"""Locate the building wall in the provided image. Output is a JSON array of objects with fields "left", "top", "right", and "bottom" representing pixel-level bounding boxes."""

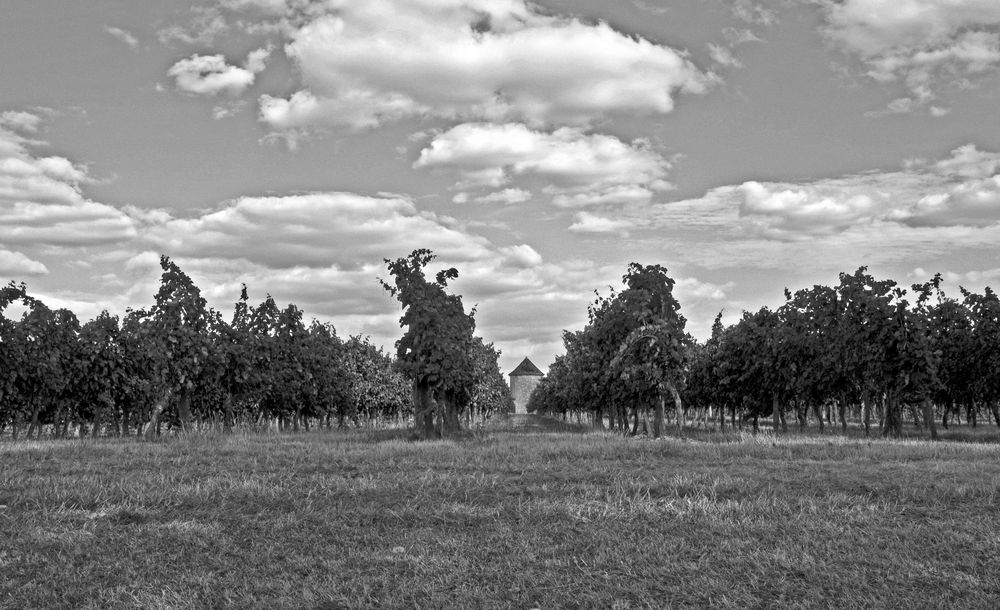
[{"left": 509, "top": 374, "right": 542, "bottom": 414}]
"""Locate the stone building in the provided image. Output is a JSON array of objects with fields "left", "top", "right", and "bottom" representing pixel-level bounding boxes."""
[{"left": 508, "top": 357, "right": 543, "bottom": 414}]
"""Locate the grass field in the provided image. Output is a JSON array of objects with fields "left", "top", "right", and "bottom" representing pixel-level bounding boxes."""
[{"left": 2, "top": 419, "right": 1000, "bottom": 608}]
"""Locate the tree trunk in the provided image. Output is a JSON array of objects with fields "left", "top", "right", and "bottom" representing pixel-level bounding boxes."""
[
  {"left": 665, "top": 381, "right": 683, "bottom": 437},
  {"left": 862, "top": 391, "right": 871, "bottom": 437},
  {"left": 989, "top": 401, "right": 1000, "bottom": 428},
  {"left": 923, "top": 399, "right": 937, "bottom": 440},
  {"left": 412, "top": 381, "right": 435, "bottom": 439},
  {"left": 882, "top": 391, "right": 903, "bottom": 438},
  {"left": 653, "top": 396, "right": 664, "bottom": 439},
  {"left": 813, "top": 403, "right": 825, "bottom": 432},
  {"left": 838, "top": 398, "right": 847, "bottom": 433},
  {"left": 143, "top": 391, "right": 172, "bottom": 440},
  {"left": 442, "top": 394, "right": 461, "bottom": 434},
  {"left": 942, "top": 400, "right": 950, "bottom": 429},
  {"left": 27, "top": 400, "right": 41, "bottom": 439},
  {"left": 771, "top": 395, "right": 781, "bottom": 433},
  {"left": 176, "top": 387, "right": 193, "bottom": 433},
  {"left": 122, "top": 408, "right": 132, "bottom": 438},
  {"left": 968, "top": 400, "right": 977, "bottom": 428},
  {"left": 92, "top": 406, "right": 102, "bottom": 438}
]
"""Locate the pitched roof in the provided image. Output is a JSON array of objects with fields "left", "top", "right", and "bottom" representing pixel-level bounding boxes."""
[{"left": 509, "top": 357, "right": 544, "bottom": 377}]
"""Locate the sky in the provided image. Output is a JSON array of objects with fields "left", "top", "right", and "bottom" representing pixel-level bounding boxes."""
[{"left": 1, "top": 0, "right": 999, "bottom": 375}]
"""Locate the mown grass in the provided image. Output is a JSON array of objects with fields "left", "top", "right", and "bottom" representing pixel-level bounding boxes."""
[{"left": 2, "top": 423, "right": 999, "bottom": 609}]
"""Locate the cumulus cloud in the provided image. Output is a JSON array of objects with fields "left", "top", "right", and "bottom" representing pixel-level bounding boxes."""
[
  {"left": 499, "top": 244, "right": 543, "bottom": 268},
  {"left": 674, "top": 277, "right": 733, "bottom": 301},
  {"left": 0, "top": 249, "right": 48, "bottom": 277},
  {"left": 454, "top": 188, "right": 531, "bottom": 205},
  {"left": 820, "top": 0, "right": 1000, "bottom": 110},
  {"left": 640, "top": 144, "right": 1000, "bottom": 241},
  {"left": 415, "top": 123, "right": 672, "bottom": 207},
  {"left": 0, "top": 110, "right": 45, "bottom": 134},
  {"left": 254, "top": 0, "right": 713, "bottom": 132},
  {"left": 568, "top": 211, "right": 634, "bottom": 236},
  {"left": 168, "top": 48, "right": 269, "bottom": 97},
  {"left": 145, "top": 192, "right": 498, "bottom": 269},
  {"left": 0, "top": 119, "right": 138, "bottom": 248}
]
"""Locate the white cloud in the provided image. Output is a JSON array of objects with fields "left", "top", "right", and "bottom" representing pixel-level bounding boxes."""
[
  {"left": 144, "top": 193, "right": 499, "bottom": 269},
  {"left": 0, "top": 123, "right": 138, "bottom": 248},
  {"left": 168, "top": 49, "right": 269, "bottom": 97},
  {"left": 568, "top": 211, "right": 633, "bottom": 236},
  {"left": 220, "top": 0, "right": 288, "bottom": 15},
  {"left": 550, "top": 185, "right": 658, "bottom": 208},
  {"left": 654, "top": 145, "right": 1000, "bottom": 239},
  {"left": 620, "top": 144, "right": 1000, "bottom": 278},
  {"left": 820, "top": 0, "right": 1000, "bottom": 107},
  {"left": 105, "top": 26, "right": 139, "bottom": 49},
  {"left": 0, "top": 110, "right": 44, "bottom": 133},
  {"left": 255, "top": 0, "right": 713, "bottom": 131},
  {"left": 244, "top": 46, "right": 271, "bottom": 73},
  {"left": 455, "top": 188, "right": 532, "bottom": 205},
  {"left": 674, "top": 277, "right": 732, "bottom": 301},
  {"left": 415, "top": 123, "right": 672, "bottom": 207},
  {"left": 932, "top": 143, "right": 1000, "bottom": 178},
  {"left": 499, "top": 244, "right": 543, "bottom": 268},
  {"left": 0, "top": 249, "right": 48, "bottom": 277}
]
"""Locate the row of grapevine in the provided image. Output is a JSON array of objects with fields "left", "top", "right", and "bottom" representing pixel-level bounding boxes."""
[
  {"left": 0, "top": 253, "right": 513, "bottom": 440},
  {"left": 531, "top": 265, "right": 1000, "bottom": 438}
]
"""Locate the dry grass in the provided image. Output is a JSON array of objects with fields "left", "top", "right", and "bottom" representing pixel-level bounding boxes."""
[{"left": 2, "top": 424, "right": 999, "bottom": 608}]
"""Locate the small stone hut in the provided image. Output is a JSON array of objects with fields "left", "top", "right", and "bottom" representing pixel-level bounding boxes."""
[{"left": 508, "top": 357, "right": 544, "bottom": 414}]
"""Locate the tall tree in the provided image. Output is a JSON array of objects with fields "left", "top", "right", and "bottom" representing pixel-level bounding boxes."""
[
  {"left": 609, "top": 263, "right": 691, "bottom": 437},
  {"left": 381, "top": 249, "right": 478, "bottom": 438}
]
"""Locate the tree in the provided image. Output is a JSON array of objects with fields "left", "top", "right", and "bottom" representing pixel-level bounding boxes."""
[
  {"left": 381, "top": 249, "right": 479, "bottom": 438},
  {"left": 342, "top": 335, "right": 411, "bottom": 426},
  {"left": 136, "top": 256, "right": 213, "bottom": 437},
  {"left": 77, "top": 311, "right": 126, "bottom": 436},
  {"left": 9, "top": 294, "right": 80, "bottom": 439},
  {"left": 606, "top": 264, "right": 691, "bottom": 437},
  {"left": 467, "top": 338, "right": 514, "bottom": 422}
]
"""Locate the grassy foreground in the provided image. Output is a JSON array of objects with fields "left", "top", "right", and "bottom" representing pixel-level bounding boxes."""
[{"left": 2, "top": 422, "right": 1000, "bottom": 608}]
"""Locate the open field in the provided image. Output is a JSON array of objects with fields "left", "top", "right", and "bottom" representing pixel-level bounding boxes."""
[{"left": 2, "top": 420, "right": 1000, "bottom": 608}]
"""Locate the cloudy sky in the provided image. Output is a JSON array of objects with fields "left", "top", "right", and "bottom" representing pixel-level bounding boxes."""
[{"left": 2, "top": 0, "right": 1000, "bottom": 373}]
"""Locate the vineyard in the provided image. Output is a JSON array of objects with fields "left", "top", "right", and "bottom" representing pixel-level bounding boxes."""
[
  {"left": 530, "top": 265, "right": 1000, "bottom": 440},
  {"left": 4, "top": 252, "right": 1000, "bottom": 442},
  {"left": 0, "top": 251, "right": 512, "bottom": 441},
  {"left": 4, "top": 253, "right": 1000, "bottom": 606}
]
